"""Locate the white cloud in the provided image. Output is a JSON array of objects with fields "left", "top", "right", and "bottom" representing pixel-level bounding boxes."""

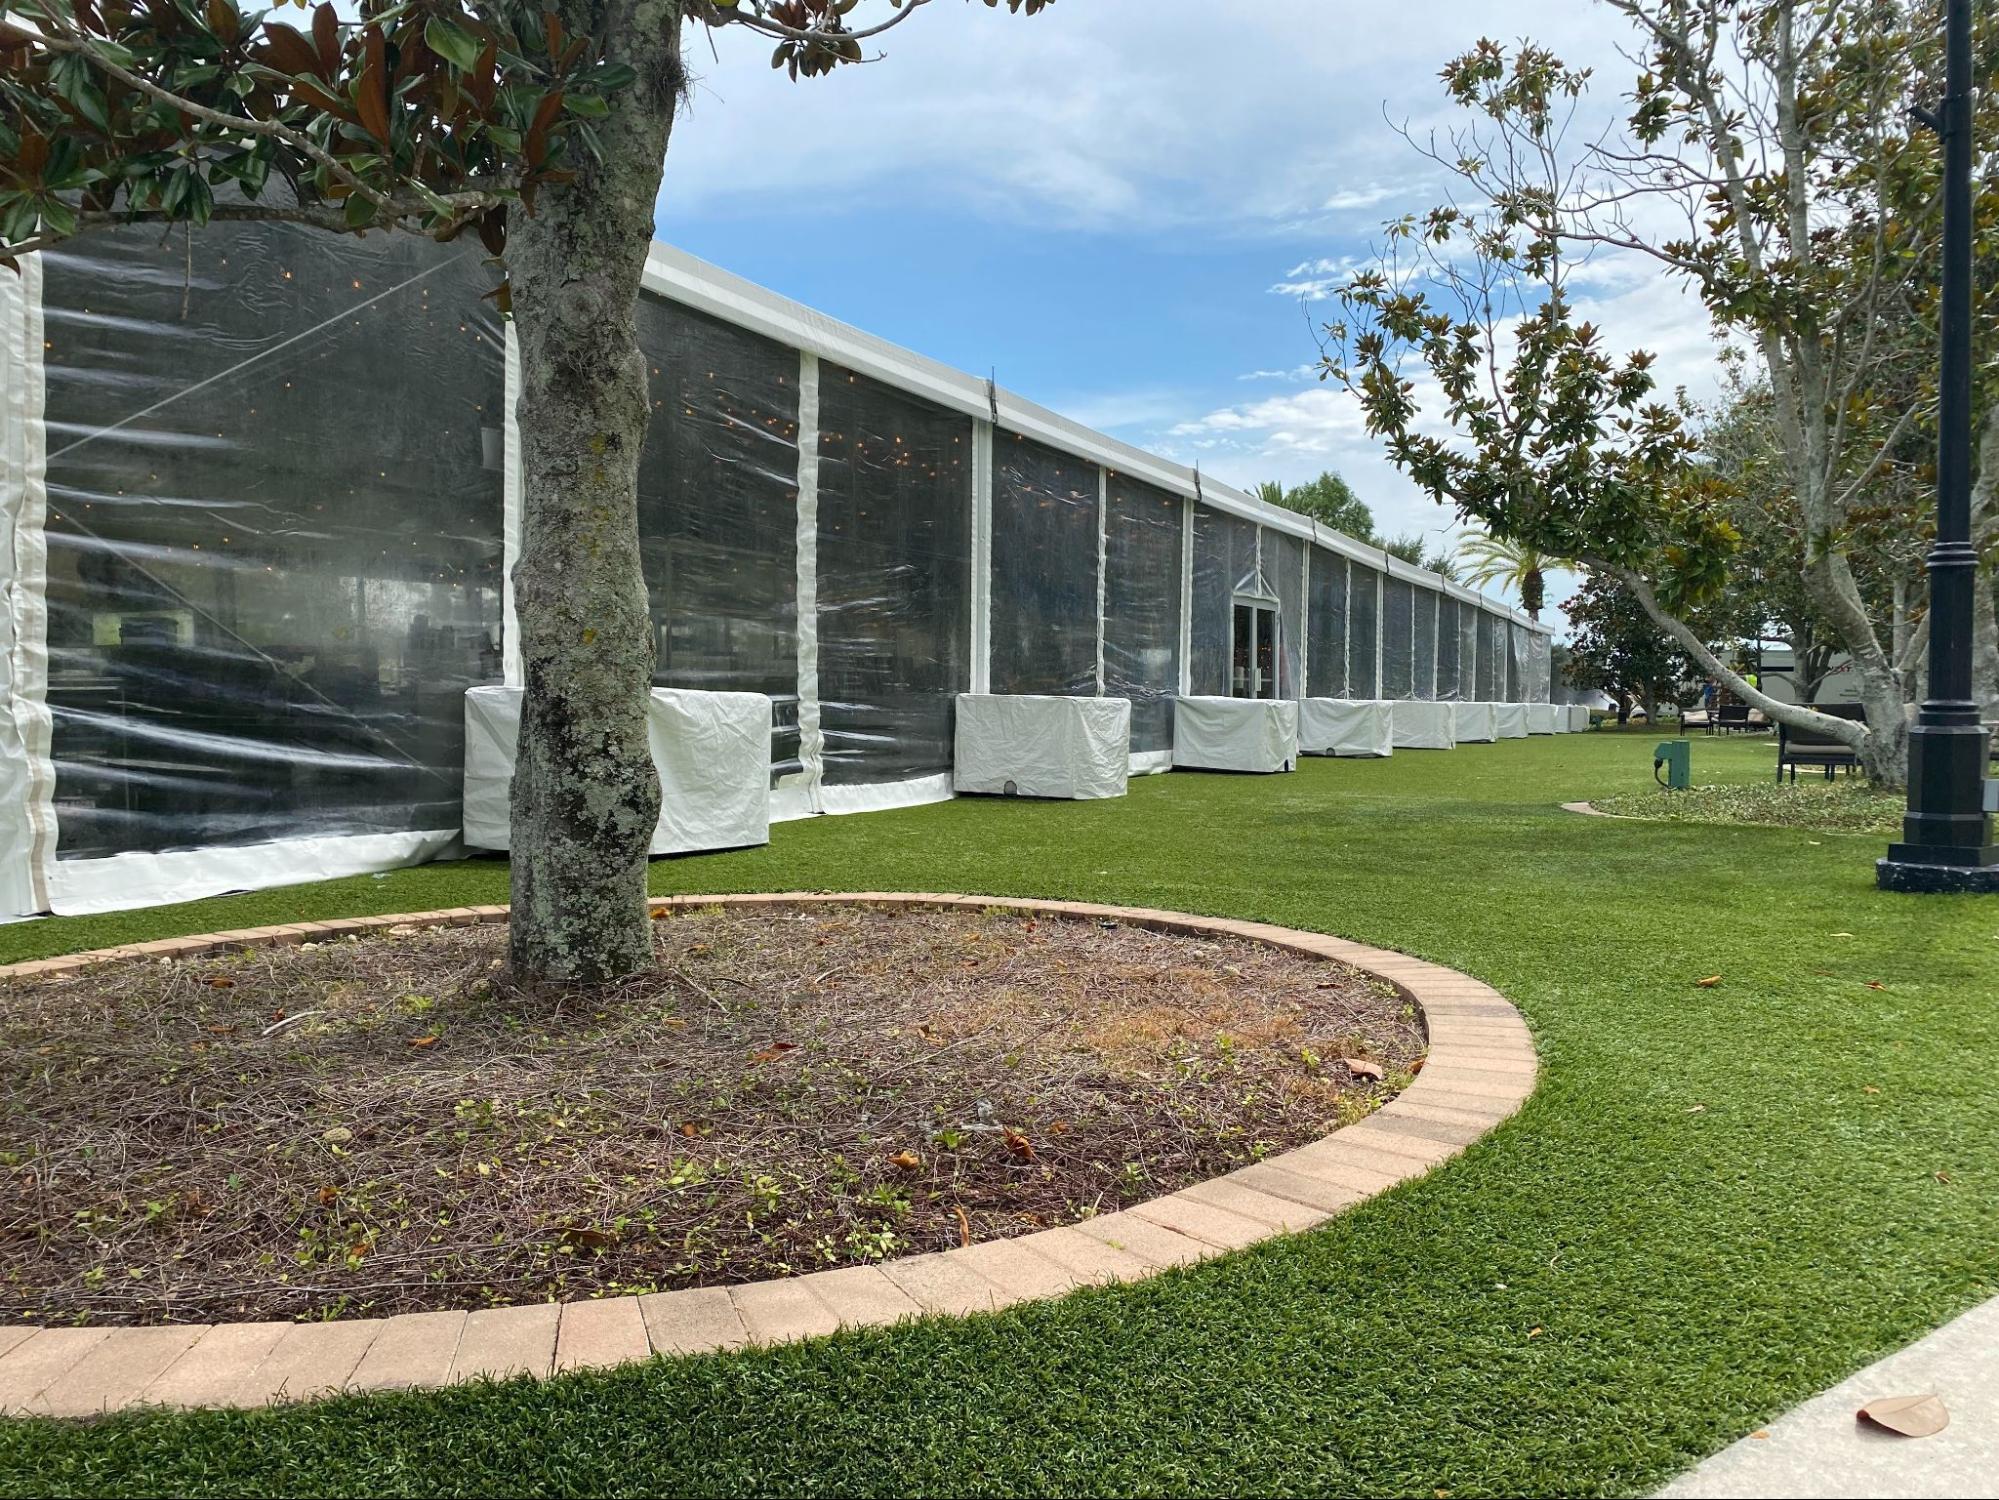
[
  {"left": 1236, "top": 363, "right": 1321, "bottom": 382},
  {"left": 1322, "top": 184, "right": 1401, "bottom": 212},
  {"left": 663, "top": 1, "right": 1638, "bottom": 235}
]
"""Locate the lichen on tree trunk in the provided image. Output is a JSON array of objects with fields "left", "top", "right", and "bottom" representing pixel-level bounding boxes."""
[{"left": 504, "top": 3, "right": 687, "bottom": 984}]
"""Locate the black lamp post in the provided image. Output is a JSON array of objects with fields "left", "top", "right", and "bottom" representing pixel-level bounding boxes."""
[{"left": 1879, "top": 0, "right": 1999, "bottom": 893}]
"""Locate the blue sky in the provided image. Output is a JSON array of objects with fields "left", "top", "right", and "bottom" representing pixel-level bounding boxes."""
[{"left": 655, "top": 0, "right": 1726, "bottom": 633}]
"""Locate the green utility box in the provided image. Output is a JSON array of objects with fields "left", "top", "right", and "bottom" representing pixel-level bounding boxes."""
[{"left": 1654, "top": 739, "right": 1692, "bottom": 791}]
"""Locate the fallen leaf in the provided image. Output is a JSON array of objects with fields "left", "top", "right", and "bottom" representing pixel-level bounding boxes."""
[
  {"left": 321, "top": 1127, "right": 353, "bottom": 1144},
  {"left": 1695, "top": 975, "right": 1723, "bottom": 988},
  {"left": 1936, "top": 1171, "right": 1952, "bottom": 1184},
  {"left": 678, "top": 1121, "right": 701, "bottom": 1138},
  {"left": 1527, "top": 1326, "right": 1543, "bottom": 1338},
  {"left": 407, "top": 1036, "right": 439, "bottom": 1050},
  {"left": 1686, "top": 1103, "right": 1707, "bottom": 1113},
  {"left": 203, "top": 976, "right": 236, "bottom": 989},
  {"left": 316, "top": 1185, "right": 340, "bottom": 1206},
  {"left": 751, "top": 1042, "right": 796, "bottom": 1064},
  {"left": 1344, "top": 1057, "right": 1386, "bottom": 1081},
  {"left": 889, "top": 1151, "right": 922, "bottom": 1172},
  {"left": 1003, "top": 1128, "right": 1035, "bottom": 1162},
  {"left": 1050, "top": 1120, "right": 1071, "bottom": 1135},
  {"left": 1409, "top": 1056, "right": 1426, "bottom": 1075},
  {"left": 1866, "top": 980, "right": 1887, "bottom": 991},
  {"left": 954, "top": 1203, "right": 973, "bottom": 1247},
  {"left": 561, "top": 1226, "right": 620, "bottom": 1252},
  {"left": 204, "top": 1025, "right": 236, "bottom": 1035},
  {"left": 1864, "top": 1086, "right": 1881, "bottom": 1095},
  {"left": 1856, "top": 1394, "right": 1949, "bottom": 1438},
  {"left": 1750, "top": 1430, "right": 1769, "bottom": 1441}
]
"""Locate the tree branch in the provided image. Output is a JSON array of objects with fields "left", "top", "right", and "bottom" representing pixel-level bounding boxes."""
[
  {"left": 1600, "top": 560, "right": 1869, "bottom": 748},
  {"left": 31, "top": 19, "right": 399, "bottom": 216}
]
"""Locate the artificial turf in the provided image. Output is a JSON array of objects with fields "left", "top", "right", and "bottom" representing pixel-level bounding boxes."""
[{"left": 2, "top": 730, "right": 1995, "bottom": 1498}]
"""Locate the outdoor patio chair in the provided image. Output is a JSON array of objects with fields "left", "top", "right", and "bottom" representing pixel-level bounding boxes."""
[{"left": 1775, "top": 702, "right": 1865, "bottom": 782}]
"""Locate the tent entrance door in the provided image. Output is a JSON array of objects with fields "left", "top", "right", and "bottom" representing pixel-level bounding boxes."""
[{"left": 1231, "top": 600, "right": 1278, "bottom": 699}]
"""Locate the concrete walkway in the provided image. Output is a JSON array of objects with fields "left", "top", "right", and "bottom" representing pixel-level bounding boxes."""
[{"left": 1659, "top": 1295, "right": 1999, "bottom": 1499}]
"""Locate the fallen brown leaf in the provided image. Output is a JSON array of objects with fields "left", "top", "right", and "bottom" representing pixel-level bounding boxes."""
[
  {"left": 203, "top": 976, "right": 235, "bottom": 989},
  {"left": 407, "top": 1036, "right": 438, "bottom": 1050},
  {"left": 1856, "top": 1394, "right": 1949, "bottom": 1438},
  {"left": 1866, "top": 980, "right": 1888, "bottom": 991},
  {"left": 561, "top": 1226, "right": 620, "bottom": 1252},
  {"left": 889, "top": 1151, "right": 921, "bottom": 1172},
  {"left": 751, "top": 1042, "right": 797, "bottom": 1065},
  {"left": 1344, "top": 1057, "right": 1386, "bottom": 1081},
  {"left": 954, "top": 1203, "right": 973, "bottom": 1247},
  {"left": 1695, "top": 975, "right": 1723, "bottom": 988},
  {"left": 1003, "top": 1128, "right": 1035, "bottom": 1162}
]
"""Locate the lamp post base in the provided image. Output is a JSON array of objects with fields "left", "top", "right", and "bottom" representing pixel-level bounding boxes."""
[{"left": 1876, "top": 854, "right": 1999, "bottom": 893}]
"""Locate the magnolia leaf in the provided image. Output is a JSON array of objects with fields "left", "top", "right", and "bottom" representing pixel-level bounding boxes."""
[
  {"left": 425, "top": 17, "right": 483, "bottom": 72},
  {"left": 1856, "top": 1394, "right": 1948, "bottom": 1439}
]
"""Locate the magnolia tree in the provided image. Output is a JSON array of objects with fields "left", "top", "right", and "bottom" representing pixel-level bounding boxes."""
[
  {"left": 1321, "top": 0, "right": 1999, "bottom": 787},
  {"left": 0, "top": 0, "right": 1052, "bottom": 983}
]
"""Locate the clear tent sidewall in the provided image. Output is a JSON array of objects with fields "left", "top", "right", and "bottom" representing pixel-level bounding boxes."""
[{"left": 0, "top": 228, "right": 1553, "bottom": 920}]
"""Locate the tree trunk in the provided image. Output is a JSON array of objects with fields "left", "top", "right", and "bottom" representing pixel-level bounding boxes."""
[
  {"left": 504, "top": 5, "right": 686, "bottom": 984},
  {"left": 1606, "top": 565, "right": 1896, "bottom": 773},
  {"left": 1972, "top": 406, "right": 1999, "bottom": 720},
  {"left": 1976, "top": 576, "right": 1999, "bottom": 722}
]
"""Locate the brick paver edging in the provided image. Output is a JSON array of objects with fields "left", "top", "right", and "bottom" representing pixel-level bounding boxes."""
[{"left": 0, "top": 894, "right": 1536, "bottom": 1420}]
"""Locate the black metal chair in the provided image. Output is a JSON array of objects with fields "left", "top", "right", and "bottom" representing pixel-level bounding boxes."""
[{"left": 1776, "top": 702, "right": 1866, "bottom": 781}]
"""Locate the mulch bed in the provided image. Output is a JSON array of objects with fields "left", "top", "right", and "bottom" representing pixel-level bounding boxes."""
[{"left": 1, "top": 904, "right": 1424, "bottom": 1326}]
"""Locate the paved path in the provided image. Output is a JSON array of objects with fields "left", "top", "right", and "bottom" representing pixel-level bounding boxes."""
[{"left": 1659, "top": 1295, "right": 1999, "bottom": 1499}]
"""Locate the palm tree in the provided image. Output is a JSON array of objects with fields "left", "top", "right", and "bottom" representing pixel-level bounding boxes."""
[
  {"left": 1456, "top": 530, "right": 1561, "bottom": 620},
  {"left": 1251, "top": 480, "right": 1288, "bottom": 508}
]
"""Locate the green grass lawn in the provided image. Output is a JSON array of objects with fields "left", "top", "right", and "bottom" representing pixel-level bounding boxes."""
[{"left": 4, "top": 731, "right": 1996, "bottom": 1498}]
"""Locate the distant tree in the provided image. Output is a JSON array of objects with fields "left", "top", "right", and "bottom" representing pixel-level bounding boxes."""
[
  {"left": 1423, "top": 548, "right": 1461, "bottom": 582},
  {"left": 1564, "top": 574, "right": 1704, "bottom": 725},
  {"left": 1696, "top": 385, "right": 1865, "bottom": 706},
  {"left": 1273, "top": 470, "right": 1378, "bottom": 543},
  {"left": 1382, "top": 532, "right": 1426, "bottom": 564},
  {"left": 1456, "top": 531, "right": 1558, "bottom": 620}
]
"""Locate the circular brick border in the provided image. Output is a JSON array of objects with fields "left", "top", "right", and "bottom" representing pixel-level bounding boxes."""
[{"left": 0, "top": 894, "right": 1536, "bottom": 1419}]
